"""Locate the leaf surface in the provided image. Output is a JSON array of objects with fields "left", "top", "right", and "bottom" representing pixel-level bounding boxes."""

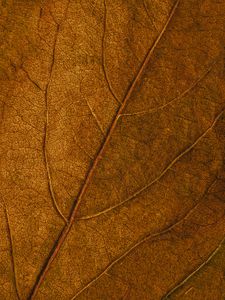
[{"left": 0, "top": 0, "right": 225, "bottom": 299}]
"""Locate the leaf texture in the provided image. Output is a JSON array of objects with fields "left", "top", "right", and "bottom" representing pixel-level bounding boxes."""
[{"left": 0, "top": 0, "right": 225, "bottom": 299}]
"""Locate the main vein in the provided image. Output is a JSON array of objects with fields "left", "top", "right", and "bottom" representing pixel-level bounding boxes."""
[{"left": 29, "top": 1, "right": 180, "bottom": 298}]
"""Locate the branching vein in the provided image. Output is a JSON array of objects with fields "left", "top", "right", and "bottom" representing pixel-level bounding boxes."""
[
  {"left": 121, "top": 57, "right": 219, "bottom": 117},
  {"left": 71, "top": 178, "right": 222, "bottom": 299},
  {"left": 80, "top": 108, "right": 225, "bottom": 220}
]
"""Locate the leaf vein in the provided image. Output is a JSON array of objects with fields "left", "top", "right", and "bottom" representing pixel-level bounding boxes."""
[
  {"left": 4, "top": 206, "right": 21, "bottom": 300},
  {"left": 29, "top": 1, "right": 180, "bottom": 297},
  {"left": 80, "top": 108, "right": 225, "bottom": 220},
  {"left": 121, "top": 56, "right": 219, "bottom": 117},
  {"left": 161, "top": 235, "right": 225, "bottom": 299},
  {"left": 71, "top": 178, "right": 218, "bottom": 299}
]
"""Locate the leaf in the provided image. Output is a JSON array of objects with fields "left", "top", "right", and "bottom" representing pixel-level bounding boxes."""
[{"left": 0, "top": 0, "right": 225, "bottom": 299}]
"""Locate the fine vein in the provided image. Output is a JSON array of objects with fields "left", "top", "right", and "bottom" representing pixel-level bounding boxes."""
[
  {"left": 86, "top": 100, "right": 105, "bottom": 135},
  {"left": 162, "top": 236, "right": 225, "bottom": 299},
  {"left": 43, "top": 23, "right": 68, "bottom": 224},
  {"left": 4, "top": 206, "right": 21, "bottom": 300},
  {"left": 102, "top": 0, "right": 121, "bottom": 104}
]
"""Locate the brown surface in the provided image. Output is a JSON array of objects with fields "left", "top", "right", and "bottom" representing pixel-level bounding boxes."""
[{"left": 0, "top": 0, "right": 225, "bottom": 299}]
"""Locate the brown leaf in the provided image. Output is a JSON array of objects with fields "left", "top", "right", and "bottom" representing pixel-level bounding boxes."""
[{"left": 0, "top": 0, "right": 225, "bottom": 299}]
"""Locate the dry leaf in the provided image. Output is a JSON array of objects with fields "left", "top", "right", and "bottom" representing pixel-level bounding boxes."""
[{"left": 0, "top": 0, "right": 225, "bottom": 299}]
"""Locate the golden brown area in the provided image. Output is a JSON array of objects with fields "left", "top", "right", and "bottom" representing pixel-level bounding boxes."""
[{"left": 0, "top": 0, "right": 225, "bottom": 299}]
